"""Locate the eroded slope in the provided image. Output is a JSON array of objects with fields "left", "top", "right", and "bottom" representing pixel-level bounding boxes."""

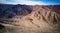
[{"left": 0, "top": 4, "right": 60, "bottom": 33}]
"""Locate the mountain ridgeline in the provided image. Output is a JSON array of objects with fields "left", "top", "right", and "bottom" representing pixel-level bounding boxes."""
[
  {"left": 0, "top": 4, "right": 60, "bottom": 33},
  {"left": 0, "top": 4, "right": 32, "bottom": 18}
]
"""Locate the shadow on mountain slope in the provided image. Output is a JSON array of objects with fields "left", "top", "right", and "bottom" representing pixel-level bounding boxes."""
[
  {"left": 0, "top": 4, "right": 32, "bottom": 18},
  {"left": 0, "top": 4, "right": 60, "bottom": 33}
]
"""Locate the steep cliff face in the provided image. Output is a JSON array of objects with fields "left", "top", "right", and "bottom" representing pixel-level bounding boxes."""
[{"left": 0, "top": 4, "right": 60, "bottom": 33}]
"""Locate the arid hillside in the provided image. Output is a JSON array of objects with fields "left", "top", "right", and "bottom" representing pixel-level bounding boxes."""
[{"left": 0, "top": 4, "right": 60, "bottom": 33}]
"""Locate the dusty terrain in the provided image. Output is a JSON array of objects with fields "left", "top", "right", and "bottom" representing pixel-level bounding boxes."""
[{"left": 0, "top": 4, "right": 60, "bottom": 33}]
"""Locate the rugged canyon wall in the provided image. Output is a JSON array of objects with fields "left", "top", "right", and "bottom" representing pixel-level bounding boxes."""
[{"left": 0, "top": 4, "right": 60, "bottom": 33}]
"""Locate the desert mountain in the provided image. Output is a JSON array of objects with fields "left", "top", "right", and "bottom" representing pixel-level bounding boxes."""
[
  {"left": 0, "top": 4, "right": 32, "bottom": 18},
  {"left": 0, "top": 4, "right": 60, "bottom": 33}
]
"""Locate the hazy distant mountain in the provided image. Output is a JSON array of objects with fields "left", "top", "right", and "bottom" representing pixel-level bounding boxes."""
[{"left": 0, "top": 4, "right": 60, "bottom": 33}]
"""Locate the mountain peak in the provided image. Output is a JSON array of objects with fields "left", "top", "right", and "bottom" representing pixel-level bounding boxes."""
[{"left": 0, "top": 4, "right": 60, "bottom": 33}]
